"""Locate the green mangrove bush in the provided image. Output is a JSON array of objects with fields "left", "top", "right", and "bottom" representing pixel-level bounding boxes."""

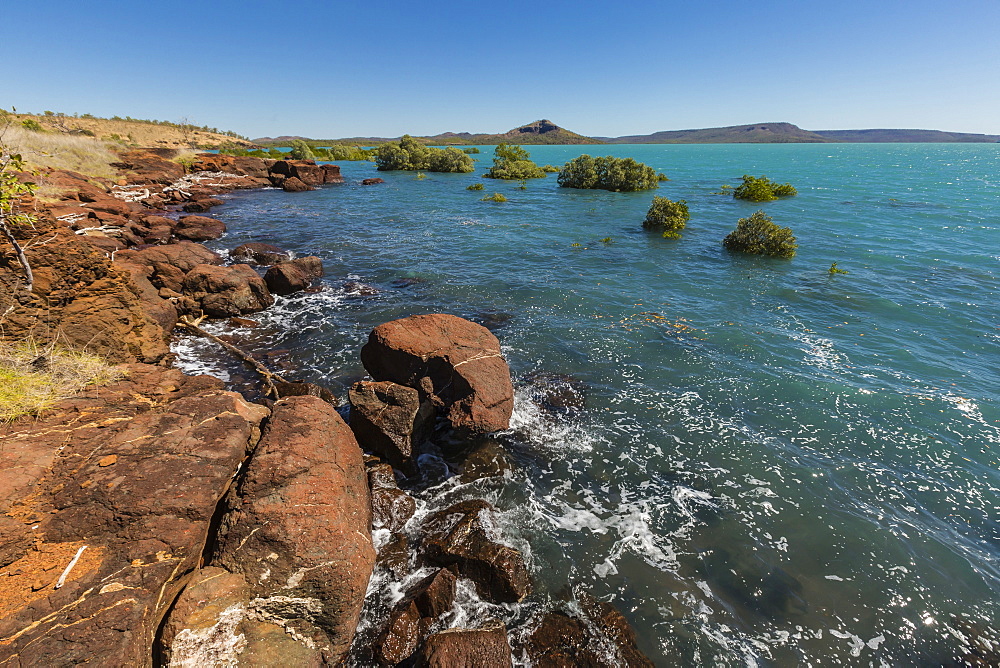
[
  {"left": 558, "top": 155, "right": 658, "bottom": 192},
  {"left": 481, "top": 192, "right": 507, "bottom": 202},
  {"left": 731, "top": 174, "right": 797, "bottom": 202},
  {"left": 642, "top": 196, "right": 690, "bottom": 239},
  {"left": 375, "top": 135, "right": 474, "bottom": 173},
  {"left": 484, "top": 144, "right": 546, "bottom": 180},
  {"left": 466, "top": 182, "right": 485, "bottom": 190},
  {"left": 723, "top": 210, "right": 797, "bottom": 258}
]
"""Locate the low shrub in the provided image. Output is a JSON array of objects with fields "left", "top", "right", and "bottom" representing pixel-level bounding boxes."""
[
  {"left": 722, "top": 210, "right": 797, "bottom": 258},
  {"left": 642, "top": 196, "right": 690, "bottom": 238},
  {"left": 481, "top": 192, "right": 507, "bottom": 202},
  {"left": 731, "top": 174, "right": 797, "bottom": 202},
  {"left": 374, "top": 135, "right": 474, "bottom": 173},
  {"left": 485, "top": 144, "right": 546, "bottom": 180},
  {"left": 558, "top": 155, "right": 658, "bottom": 192},
  {"left": 466, "top": 182, "right": 485, "bottom": 191},
  {"left": 540, "top": 164, "right": 560, "bottom": 173}
]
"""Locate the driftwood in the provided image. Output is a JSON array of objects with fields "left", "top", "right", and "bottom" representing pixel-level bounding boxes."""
[
  {"left": 0, "top": 218, "right": 33, "bottom": 293},
  {"left": 176, "top": 314, "right": 289, "bottom": 397}
]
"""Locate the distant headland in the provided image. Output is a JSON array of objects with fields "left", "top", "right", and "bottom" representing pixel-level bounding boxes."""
[{"left": 254, "top": 120, "right": 1000, "bottom": 146}]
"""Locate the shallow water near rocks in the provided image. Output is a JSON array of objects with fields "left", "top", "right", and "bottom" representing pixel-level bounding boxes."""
[{"left": 176, "top": 143, "right": 1000, "bottom": 665}]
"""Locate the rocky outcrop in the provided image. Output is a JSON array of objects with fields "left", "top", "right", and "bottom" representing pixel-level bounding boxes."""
[
  {"left": 173, "top": 214, "right": 227, "bottom": 241},
  {"left": 232, "top": 242, "right": 290, "bottom": 265},
  {"left": 182, "top": 197, "right": 225, "bottom": 213},
  {"left": 0, "top": 365, "right": 269, "bottom": 666},
  {"left": 417, "top": 620, "right": 513, "bottom": 667},
  {"left": 280, "top": 176, "right": 315, "bottom": 192},
  {"left": 421, "top": 500, "right": 531, "bottom": 604},
  {"left": 199, "top": 396, "right": 375, "bottom": 664},
  {"left": 375, "top": 568, "right": 458, "bottom": 665},
  {"left": 349, "top": 381, "right": 435, "bottom": 476},
  {"left": 263, "top": 256, "right": 324, "bottom": 295},
  {"left": 361, "top": 314, "right": 515, "bottom": 434},
  {"left": 182, "top": 264, "right": 274, "bottom": 317},
  {"left": 361, "top": 177, "right": 385, "bottom": 185}
]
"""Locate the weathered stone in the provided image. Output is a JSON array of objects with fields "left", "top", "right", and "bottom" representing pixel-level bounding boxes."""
[
  {"left": 368, "top": 462, "right": 398, "bottom": 491},
  {"left": 182, "top": 263, "right": 274, "bottom": 317},
  {"left": 263, "top": 257, "right": 324, "bottom": 295},
  {"left": 343, "top": 280, "right": 379, "bottom": 297},
  {"left": 212, "top": 396, "right": 375, "bottom": 664},
  {"left": 273, "top": 380, "right": 337, "bottom": 404},
  {"left": 321, "top": 164, "right": 344, "bottom": 184},
  {"left": 372, "top": 487, "right": 417, "bottom": 533},
  {"left": 528, "top": 372, "right": 588, "bottom": 412},
  {"left": 413, "top": 568, "right": 458, "bottom": 620},
  {"left": 361, "top": 177, "right": 385, "bottom": 185},
  {"left": 281, "top": 176, "right": 314, "bottom": 192},
  {"left": 111, "top": 150, "right": 186, "bottom": 184},
  {"left": 117, "top": 240, "right": 223, "bottom": 275},
  {"left": 377, "top": 600, "right": 422, "bottom": 665},
  {"left": 174, "top": 214, "right": 227, "bottom": 241},
  {"left": 417, "top": 620, "right": 513, "bottom": 668},
  {"left": 182, "top": 197, "right": 225, "bottom": 213},
  {"left": 349, "top": 380, "right": 434, "bottom": 475},
  {"left": 231, "top": 242, "right": 290, "bottom": 265},
  {"left": 361, "top": 314, "right": 514, "bottom": 434},
  {"left": 421, "top": 500, "right": 531, "bottom": 604},
  {"left": 376, "top": 533, "right": 411, "bottom": 579},
  {"left": 459, "top": 438, "right": 511, "bottom": 483},
  {"left": 0, "top": 366, "right": 269, "bottom": 666}
]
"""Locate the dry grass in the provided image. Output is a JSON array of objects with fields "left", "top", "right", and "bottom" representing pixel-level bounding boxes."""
[
  {"left": 0, "top": 339, "right": 125, "bottom": 422},
  {"left": 2, "top": 125, "right": 119, "bottom": 179},
  {"left": 16, "top": 114, "right": 252, "bottom": 150}
]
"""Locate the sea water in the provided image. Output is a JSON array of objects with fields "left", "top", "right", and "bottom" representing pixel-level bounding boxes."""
[{"left": 177, "top": 143, "right": 999, "bottom": 665}]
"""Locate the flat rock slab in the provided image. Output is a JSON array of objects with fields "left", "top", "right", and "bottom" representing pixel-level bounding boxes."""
[{"left": 0, "top": 365, "right": 268, "bottom": 666}]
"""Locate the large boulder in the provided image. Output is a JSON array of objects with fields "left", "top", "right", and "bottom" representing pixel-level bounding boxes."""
[
  {"left": 182, "top": 264, "right": 274, "bottom": 317},
  {"left": 231, "top": 242, "right": 290, "bottom": 265},
  {"left": 281, "top": 176, "right": 314, "bottom": 192},
  {"left": 174, "top": 214, "right": 227, "bottom": 241},
  {"left": 209, "top": 396, "right": 376, "bottom": 664},
  {"left": 191, "top": 154, "right": 274, "bottom": 179},
  {"left": 263, "top": 256, "right": 324, "bottom": 295},
  {"left": 417, "top": 620, "right": 513, "bottom": 668},
  {"left": 321, "top": 164, "right": 344, "bottom": 184},
  {"left": 271, "top": 160, "right": 325, "bottom": 186},
  {"left": 117, "top": 240, "right": 223, "bottom": 275},
  {"left": 421, "top": 500, "right": 531, "bottom": 604},
  {"left": 361, "top": 314, "right": 514, "bottom": 434},
  {"left": 0, "top": 366, "right": 269, "bottom": 665},
  {"left": 182, "top": 197, "right": 225, "bottom": 213},
  {"left": 349, "top": 380, "right": 434, "bottom": 475}
]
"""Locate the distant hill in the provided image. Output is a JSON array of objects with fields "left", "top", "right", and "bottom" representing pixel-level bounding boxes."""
[
  {"left": 814, "top": 128, "right": 1000, "bottom": 143},
  {"left": 598, "top": 122, "right": 832, "bottom": 144}
]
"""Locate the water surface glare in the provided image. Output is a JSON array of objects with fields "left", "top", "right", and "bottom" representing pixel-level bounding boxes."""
[{"left": 186, "top": 143, "right": 999, "bottom": 665}]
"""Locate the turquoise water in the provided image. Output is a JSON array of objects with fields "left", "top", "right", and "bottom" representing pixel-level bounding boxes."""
[{"left": 184, "top": 144, "right": 999, "bottom": 665}]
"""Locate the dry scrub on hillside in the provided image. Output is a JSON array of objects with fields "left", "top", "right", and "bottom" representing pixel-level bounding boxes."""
[{"left": 2, "top": 124, "right": 119, "bottom": 179}]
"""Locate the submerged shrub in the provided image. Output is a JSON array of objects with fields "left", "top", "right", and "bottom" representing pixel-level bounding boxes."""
[
  {"left": 289, "top": 139, "right": 315, "bottom": 160},
  {"left": 540, "top": 164, "right": 560, "bottom": 173},
  {"left": 558, "top": 155, "right": 658, "bottom": 192},
  {"left": 642, "top": 196, "right": 690, "bottom": 238},
  {"left": 485, "top": 143, "right": 546, "bottom": 180},
  {"left": 723, "top": 210, "right": 797, "bottom": 258},
  {"left": 375, "top": 135, "right": 474, "bottom": 173},
  {"left": 731, "top": 174, "right": 797, "bottom": 202},
  {"left": 466, "top": 182, "right": 485, "bottom": 190},
  {"left": 481, "top": 192, "right": 507, "bottom": 202},
  {"left": 462, "top": 147, "right": 480, "bottom": 154}
]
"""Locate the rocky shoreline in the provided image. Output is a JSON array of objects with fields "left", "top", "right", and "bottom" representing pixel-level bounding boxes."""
[{"left": 0, "top": 151, "right": 654, "bottom": 665}]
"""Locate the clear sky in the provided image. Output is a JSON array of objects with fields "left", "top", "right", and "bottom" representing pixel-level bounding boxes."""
[{"left": 5, "top": 0, "right": 999, "bottom": 139}]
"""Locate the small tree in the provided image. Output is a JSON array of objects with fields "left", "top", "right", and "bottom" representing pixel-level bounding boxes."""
[
  {"left": 0, "top": 143, "right": 36, "bottom": 292},
  {"left": 374, "top": 135, "right": 473, "bottom": 173},
  {"left": 723, "top": 210, "right": 797, "bottom": 258},
  {"left": 485, "top": 143, "right": 545, "bottom": 180},
  {"left": 558, "top": 155, "right": 658, "bottom": 192},
  {"left": 731, "top": 174, "right": 797, "bottom": 202},
  {"left": 289, "top": 139, "right": 315, "bottom": 160},
  {"left": 643, "top": 196, "right": 689, "bottom": 239}
]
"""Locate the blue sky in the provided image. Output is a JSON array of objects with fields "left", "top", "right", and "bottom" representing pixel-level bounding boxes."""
[{"left": 5, "top": 0, "right": 999, "bottom": 138}]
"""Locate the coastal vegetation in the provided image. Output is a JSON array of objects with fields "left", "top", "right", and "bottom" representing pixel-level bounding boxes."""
[
  {"left": 557, "top": 155, "right": 659, "bottom": 192},
  {"left": 375, "top": 135, "right": 474, "bottom": 173},
  {"left": 829, "top": 262, "right": 849, "bottom": 275},
  {"left": 466, "top": 182, "right": 485, "bottom": 190},
  {"left": 481, "top": 192, "right": 507, "bottom": 202},
  {"left": 642, "top": 196, "right": 690, "bottom": 238},
  {"left": 732, "top": 174, "right": 797, "bottom": 202},
  {"left": 723, "top": 210, "right": 797, "bottom": 258},
  {"left": 484, "top": 144, "right": 546, "bottom": 180}
]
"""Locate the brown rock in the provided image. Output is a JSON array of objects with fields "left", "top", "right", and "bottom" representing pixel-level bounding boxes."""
[
  {"left": 421, "top": 500, "right": 531, "bottom": 604},
  {"left": 271, "top": 160, "right": 325, "bottom": 186},
  {"left": 263, "top": 256, "right": 324, "bottom": 295},
  {"left": 377, "top": 600, "right": 422, "bottom": 665},
  {"left": 191, "top": 154, "right": 273, "bottom": 179},
  {"left": 281, "top": 176, "right": 314, "bottom": 192},
  {"left": 182, "top": 264, "right": 274, "bottom": 317},
  {"left": 459, "top": 438, "right": 511, "bottom": 483},
  {"left": 361, "top": 177, "right": 385, "bottom": 185},
  {"left": 372, "top": 486, "right": 417, "bottom": 532},
  {"left": 360, "top": 314, "right": 514, "bottom": 434},
  {"left": 321, "top": 164, "right": 344, "bottom": 184},
  {"left": 413, "top": 568, "right": 458, "bottom": 620},
  {"left": 212, "top": 396, "right": 375, "bottom": 664},
  {"left": 111, "top": 150, "right": 186, "bottom": 184},
  {"left": 417, "top": 620, "right": 513, "bottom": 668},
  {"left": 343, "top": 280, "right": 379, "bottom": 297},
  {"left": 174, "top": 214, "right": 227, "bottom": 241},
  {"left": 117, "top": 240, "right": 223, "bottom": 274},
  {"left": 349, "top": 380, "right": 435, "bottom": 475},
  {"left": 272, "top": 380, "right": 337, "bottom": 404},
  {"left": 368, "top": 462, "right": 398, "bottom": 490},
  {"left": 376, "top": 533, "right": 411, "bottom": 579},
  {"left": 0, "top": 365, "right": 269, "bottom": 666},
  {"left": 231, "top": 242, "right": 290, "bottom": 265},
  {"left": 182, "top": 197, "right": 225, "bottom": 213}
]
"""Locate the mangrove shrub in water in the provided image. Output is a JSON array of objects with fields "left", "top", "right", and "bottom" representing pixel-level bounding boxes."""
[
  {"left": 723, "top": 210, "right": 797, "bottom": 258},
  {"left": 484, "top": 143, "right": 546, "bottom": 180},
  {"left": 731, "top": 174, "right": 797, "bottom": 202},
  {"left": 643, "top": 196, "right": 690, "bottom": 239},
  {"left": 558, "top": 155, "right": 659, "bottom": 192},
  {"left": 375, "top": 135, "right": 474, "bottom": 173}
]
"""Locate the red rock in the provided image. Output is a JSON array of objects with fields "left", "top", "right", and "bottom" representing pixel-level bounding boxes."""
[
  {"left": 190, "top": 154, "right": 273, "bottom": 179},
  {"left": 212, "top": 396, "right": 376, "bottom": 664},
  {"left": 413, "top": 568, "right": 458, "bottom": 619},
  {"left": 174, "top": 214, "right": 227, "bottom": 241},
  {"left": 378, "top": 600, "right": 422, "bottom": 665},
  {"left": 273, "top": 380, "right": 337, "bottom": 403},
  {"left": 321, "top": 164, "right": 345, "bottom": 184},
  {"left": 263, "top": 256, "right": 324, "bottom": 295},
  {"left": 349, "top": 380, "right": 434, "bottom": 475},
  {"left": 182, "top": 264, "right": 274, "bottom": 317},
  {"left": 417, "top": 620, "right": 513, "bottom": 668},
  {"left": 231, "top": 242, "right": 289, "bottom": 265},
  {"left": 361, "top": 314, "right": 514, "bottom": 434},
  {"left": 281, "top": 176, "right": 314, "bottom": 192},
  {"left": 182, "top": 197, "right": 225, "bottom": 213},
  {"left": 111, "top": 150, "right": 186, "bottom": 185},
  {"left": 372, "top": 486, "right": 417, "bottom": 532},
  {"left": 271, "top": 160, "right": 326, "bottom": 186},
  {"left": 0, "top": 365, "right": 269, "bottom": 666},
  {"left": 421, "top": 500, "right": 531, "bottom": 604},
  {"left": 361, "top": 177, "right": 385, "bottom": 185},
  {"left": 117, "top": 240, "right": 223, "bottom": 274}
]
